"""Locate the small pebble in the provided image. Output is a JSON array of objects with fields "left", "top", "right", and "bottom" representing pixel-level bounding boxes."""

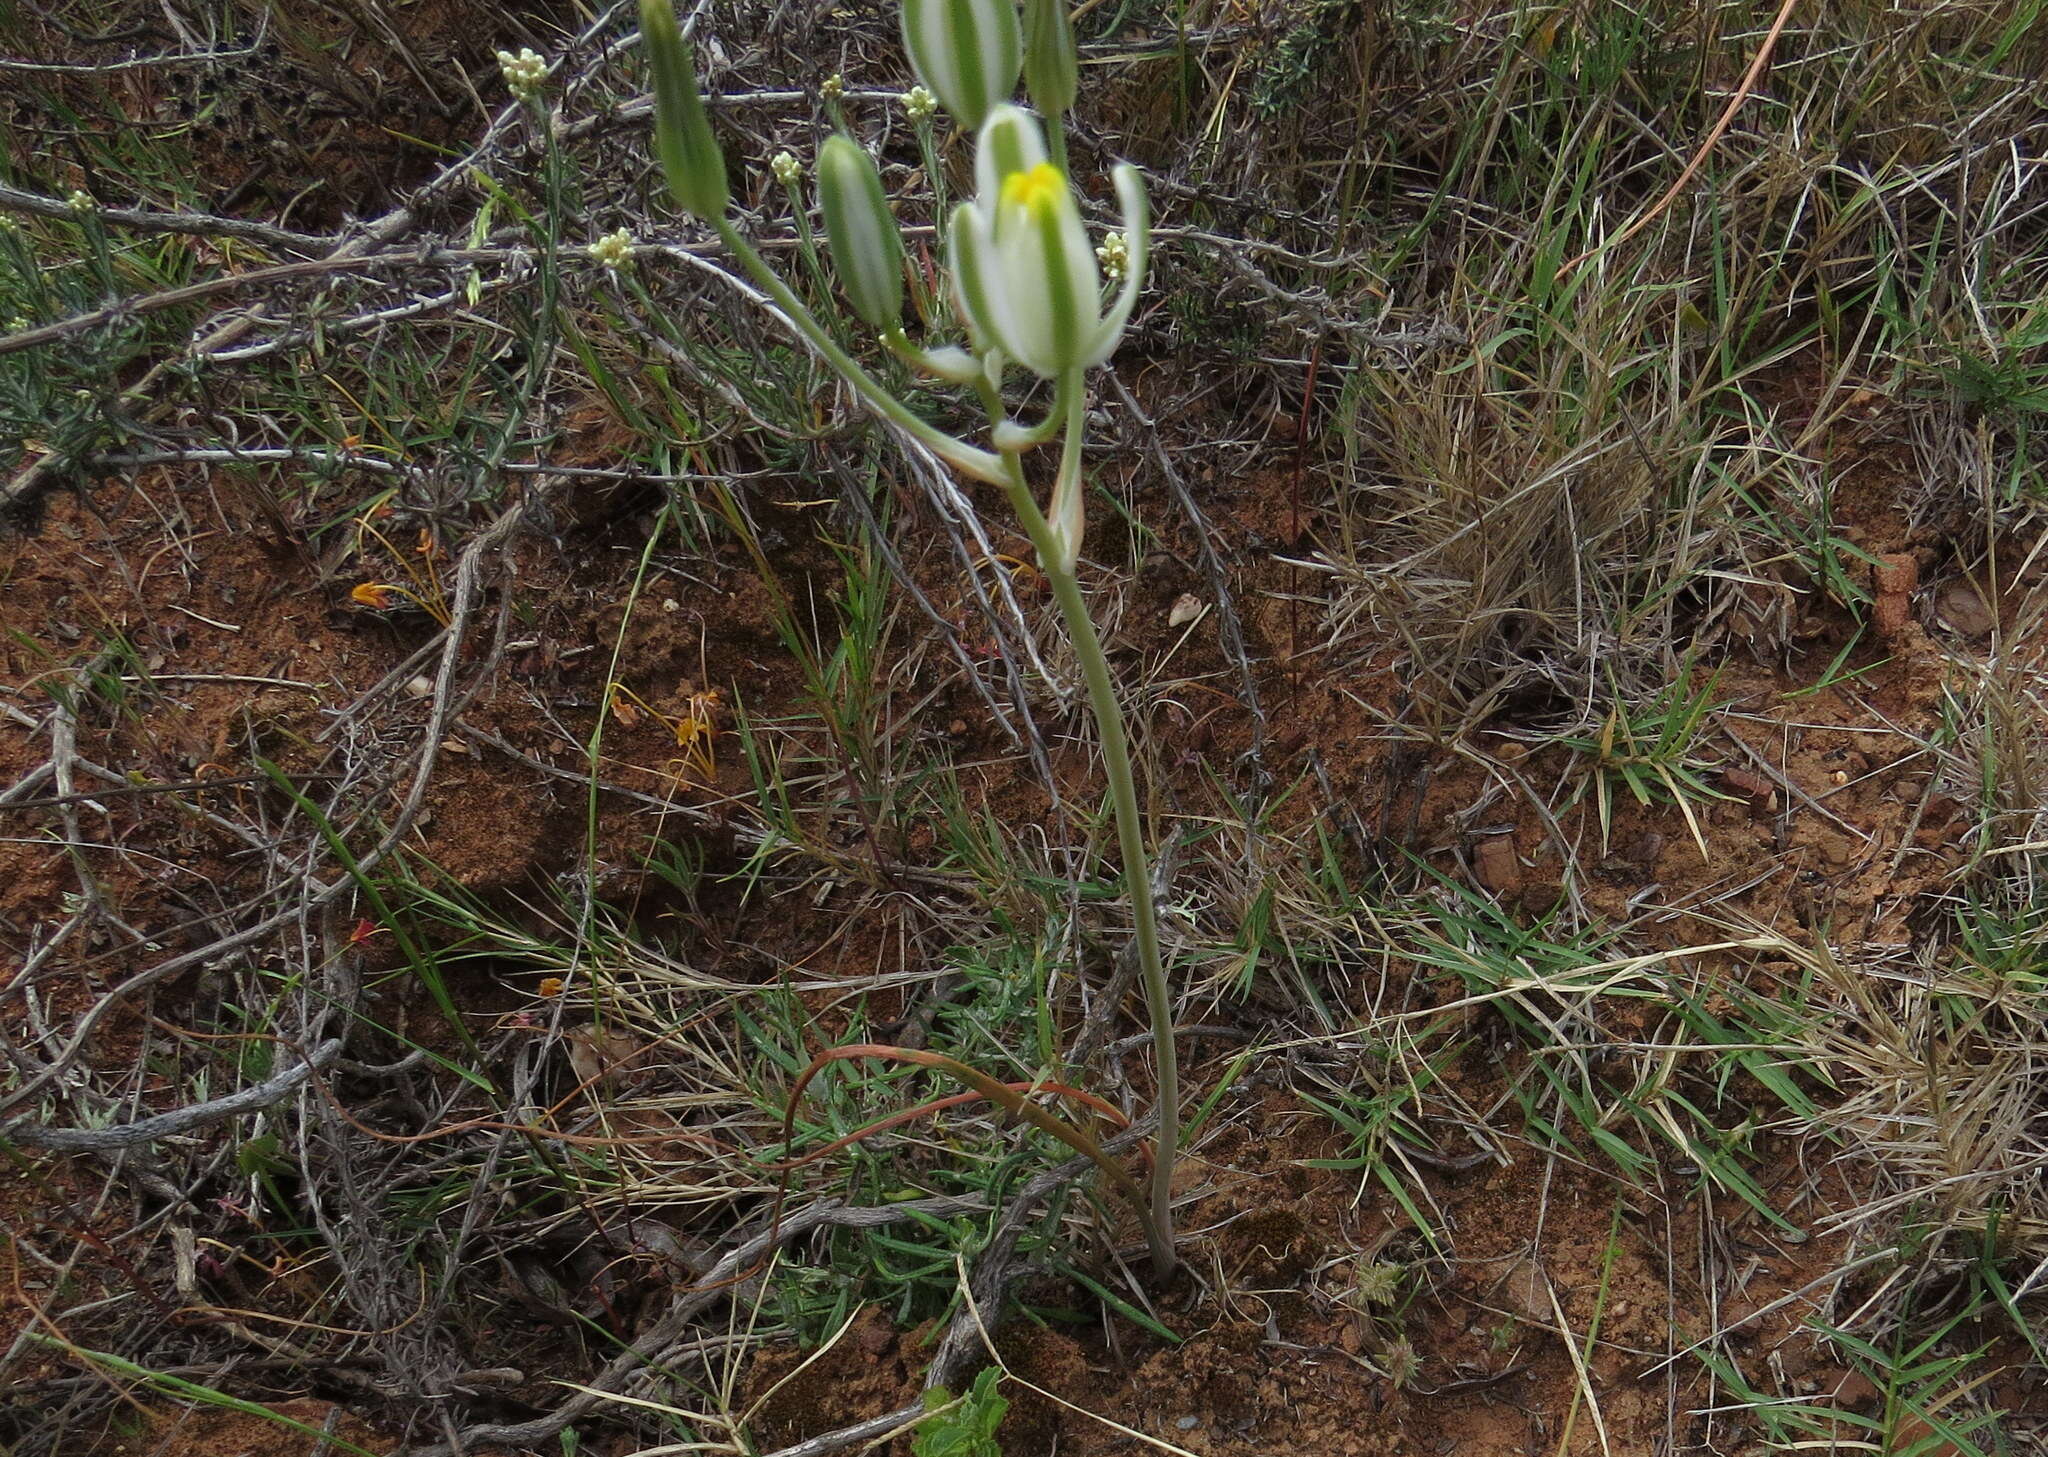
[
  {"left": 405, "top": 675, "right": 433, "bottom": 698},
  {"left": 1936, "top": 582, "right": 1995, "bottom": 638},
  {"left": 1176, "top": 1417, "right": 1200, "bottom": 1431},
  {"left": 1475, "top": 836, "right": 1522, "bottom": 894}
]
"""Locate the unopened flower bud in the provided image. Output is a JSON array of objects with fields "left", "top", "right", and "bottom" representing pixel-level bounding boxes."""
[
  {"left": 1096, "top": 230, "right": 1127, "bottom": 282},
  {"left": 817, "top": 134, "right": 905, "bottom": 330},
  {"left": 496, "top": 47, "right": 548, "bottom": 100},
  {"left": 901, "top": 0, "right": 1021, "bottom": 129},
  {"left": 903, "top": 85, "right": 938, "bottom": 124},
  {"left": 1022, "top": 0, "right": 1078, "bottom": 116},
  {"left": 640, "top": 0, "right": 729, "bottom": 219},
  {"left": 820, "top": 72, "right": 845, "bottom": 101},
  {"left": 771, "top": 149, "right": 802, "bottom": 186},
  {"left": 589, "top": 227, "right": 634, "bottom": 270},
  {"left": 66, "top": 189, "right": 95, "bottom": 213}
]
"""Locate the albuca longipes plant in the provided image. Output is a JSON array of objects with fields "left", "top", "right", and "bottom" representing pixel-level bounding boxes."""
[{"left": 638, "top": 0, "right": 1177, "bottom": 1275}]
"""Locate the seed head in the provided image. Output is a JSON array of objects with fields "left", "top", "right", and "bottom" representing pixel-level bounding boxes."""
[{"left": 1352, "top": 1262, "right": 1403, "bottom": 1307}]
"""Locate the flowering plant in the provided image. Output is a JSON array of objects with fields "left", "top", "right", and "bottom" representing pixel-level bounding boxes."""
[{"left": 638, "top": 0, "right": 1176, "bottom": 1276}]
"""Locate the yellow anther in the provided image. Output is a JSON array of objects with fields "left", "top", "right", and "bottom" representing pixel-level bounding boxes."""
[{"left": 1000, "top": 162, "right": 1065, "bottom": 213}]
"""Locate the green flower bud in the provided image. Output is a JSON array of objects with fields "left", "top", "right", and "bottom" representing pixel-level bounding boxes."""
[
  {"left": 901, "top": 0, "right": 1022, "bottom": 129},
  {"left": 817, "top": 134, "right": 905, "bottom": 330},
  {"left": 589, "top": 227, "right": 635, "bottom": 270},
  {"left": 641, "top": 0, "right": 728, "bottom": 219},
  {"left": 1096, "top": 230, "right": 1127, "bottom": 282},
  {"left": 1022, "top": 0, "right": 1077, "bottom": 116}
]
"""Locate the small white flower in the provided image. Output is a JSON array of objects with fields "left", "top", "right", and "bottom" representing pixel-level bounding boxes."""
[
  {"left": 66, "top": 189, "right": 95, "bottom": 213},
  {"left": 771, "top": 150, "right": 802, "bottom": 186},
  {"left": 1096, "top": 230, "right": 1128, "bottom": 283},
  {"left": 589, "top": 227, "right": 634, "bottom": 271},
  {"left": 902, "top": 85, "right": 937, "bottom": 124},
  {"left": 496, "top": 47, "right": 548, "bottom": 101},
  {"left": 820, "top": 72, "right": 845, "bottom": 101}
]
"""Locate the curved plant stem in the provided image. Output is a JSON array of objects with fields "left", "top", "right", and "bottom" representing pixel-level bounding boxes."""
[
  {"left": 712, "top": 218, "right": 1006, "bottom": 483},
  {"left": 996, "top": 397, "right": 1179, "bottom": 1277},
  {"left": 777, "top": 1044, "right": 1151, "bottom": 1235},
  {"left": 766, "top": 1078, "right": 1132, "bottom": 1174}
]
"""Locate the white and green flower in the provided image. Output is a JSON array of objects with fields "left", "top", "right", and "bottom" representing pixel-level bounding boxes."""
[{"left": 947, "top": 105, "right": 1148, "bottom": 379}]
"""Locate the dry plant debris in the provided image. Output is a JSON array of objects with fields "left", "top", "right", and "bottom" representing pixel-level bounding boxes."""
[{"left": 3, "top": 1, "right": 2048, "bottom": 1454}]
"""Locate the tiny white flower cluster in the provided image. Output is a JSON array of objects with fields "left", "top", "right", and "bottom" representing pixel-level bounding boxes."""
[
  {"left": 771, "top": 150, "right": 802, "bottom": 187},
  {"left": 1095, "top": 230, "right": 1128, "bottom": 284},
  {"left": 820, "top": 73, "right": 845, "bottom": 101},
  {"left": 902, "top": 85, "right": 937, "bottom": 124},
  {"left": 66, "top": 190, "right": 96, "bottom": 213},
  {"left": 589, "top": 227, "right": 634, "bottom": 271},
  {"left": 496, "top": 47, "right": 548, "bottom": 101}
]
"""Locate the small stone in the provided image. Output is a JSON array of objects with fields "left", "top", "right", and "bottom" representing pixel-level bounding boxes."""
[
  {"left": 1719, "top": 767, "right": 1773, "bottom": 804},
  {"left": 1496, "top": 1256, "right": 1550, "bottom": 1321},
  {"left": 1167, "top": 592, "right": 1203, "bottom": 628},
  {"left": 1935, "top": 582, "right": 1995, "bottom": 638},
  {"left": 1475, "top": 836, "right": 1521, "bottom": 893},
  {"left": 405, "top": 676, "right": 433, "bottom": 698},
  {"left": 1176, "top": 1417, "right": 1200, "bottom": 1432}
]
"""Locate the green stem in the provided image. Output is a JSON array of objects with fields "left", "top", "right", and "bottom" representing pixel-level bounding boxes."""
[
  {"left": 914, "top": 120, "right": 949, "bottom": 254},
  {"left": 997, "top": 392, "right": 1178, "bottom": 1278},
  {"left": 779, "top": 178, "right": 837, "bottom": 335},
  {"left": 712, "top": 218, "right": 1005, "bottom": 484}
]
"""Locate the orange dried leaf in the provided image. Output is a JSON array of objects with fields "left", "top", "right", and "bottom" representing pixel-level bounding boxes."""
[{"left": 351, "top": 583, "right": 399, "bottom": 609}]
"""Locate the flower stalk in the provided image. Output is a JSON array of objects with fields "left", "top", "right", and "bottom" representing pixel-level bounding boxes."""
[{"left": 638, "top": 0, "right": 1179, "bottom": 1277}]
